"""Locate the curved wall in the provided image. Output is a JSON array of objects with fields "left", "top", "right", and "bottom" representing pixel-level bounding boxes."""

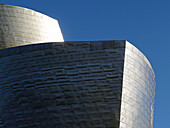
[
  {"left": 0, "top": 4, "right": 64, "bottom": 49},
  {"left": 0, "top": 41, "right": 125, "bottom": 128},
  {"left": 0, "top": 40, "right": 155, "bottom": 128},
  {"left": 120, "top": 41, "right": 156, "bottom": 128}
]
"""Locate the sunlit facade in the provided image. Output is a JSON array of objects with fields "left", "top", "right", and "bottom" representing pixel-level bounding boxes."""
[
  {"left": 0, "top": 5, "right": 155, "bottom": 128},
  {"left": 120, "top": 42, "right": 155, "bottom": 128},
  {"left": 0, "top": 4, "right": 63, "bottom": 49}
]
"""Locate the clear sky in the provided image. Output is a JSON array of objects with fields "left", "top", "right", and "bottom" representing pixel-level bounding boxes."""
[{"left": 0, "top": 0, "right": 169, "bottom": 127}]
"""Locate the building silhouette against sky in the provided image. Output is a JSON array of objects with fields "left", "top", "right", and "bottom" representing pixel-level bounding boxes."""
[{"left": 0, "top": 4, "right": 155, "bottom": 128}]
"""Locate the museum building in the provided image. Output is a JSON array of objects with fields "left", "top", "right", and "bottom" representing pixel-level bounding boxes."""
[{"left": 0, "top": 4, "right": 155, "bottom": 128}]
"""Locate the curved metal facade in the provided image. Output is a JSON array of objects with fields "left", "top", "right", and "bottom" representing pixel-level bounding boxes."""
[
  {"left": 0, "top": 41, "right": 125, "bottom": 127},
  {"left": 120, "top": 42, "right": 155, "bottom": 128},
  {"left": 0, "top": 4, "right": 155, "bottom": 128},
  {"left": 0, "top": 4, "right": 64, "bottom": 49},
  {"left": 0, "top": 41, "right": 155, "bottom": 128}
]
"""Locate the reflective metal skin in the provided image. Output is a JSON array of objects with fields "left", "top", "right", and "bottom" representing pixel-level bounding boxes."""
[
  {"left": 0, "top": 41, "right": 125, "bottom": 128},
  {"left": 0, "top": 4, "right": 64, "bottom": 49},
  {"left": 120, "top": 41, "right": 155, "bottom": 128},
  {"left": 0, "top": 41, "right": 155, "bottom": 128},
  {"left": 0, "top": 4, "right": 155, "bottom": 128}
]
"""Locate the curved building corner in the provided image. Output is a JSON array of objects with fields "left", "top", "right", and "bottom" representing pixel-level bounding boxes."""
[
  {"left": 0, "top": 40, "right": 156, "bottom": 128},
  {"left": 0, "top": 4, "right": 64, "bottom": 50},
  {"left": 0, "top": 4, "right": 156, "bottom": 128},
  {"left": 120, "top": 41, "right": 156, "bottom": 128}
]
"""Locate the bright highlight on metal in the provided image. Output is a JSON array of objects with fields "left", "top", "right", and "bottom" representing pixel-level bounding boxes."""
[{"left": 0, "top": 4, "right": 64, "bottom": 49}]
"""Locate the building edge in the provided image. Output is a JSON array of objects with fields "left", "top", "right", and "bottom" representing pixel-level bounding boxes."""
[
  {"left": 0, "top": 4, "right": 64, "bottom": 50},
  {"left": 120, "top": 41, "right": 156, "bottom": 128}
]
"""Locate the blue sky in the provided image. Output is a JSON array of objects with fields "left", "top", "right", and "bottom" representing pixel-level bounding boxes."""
[{"left": 0, "top": 0, "right": 169, "bottom": 127}]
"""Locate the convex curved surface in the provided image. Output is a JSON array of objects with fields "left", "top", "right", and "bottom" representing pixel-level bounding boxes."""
[
  {"left": 0, "top": 4, "right": 64, "bottom": 49},
  {"left": 0, "top": 41, "right": 155, "bottom": 128},
  {"left": 120, "top": 41, "right": 155, "bottom": 128}
]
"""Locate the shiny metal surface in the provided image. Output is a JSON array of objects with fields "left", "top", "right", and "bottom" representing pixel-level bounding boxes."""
[
  {"left": 0, "top": 41, "right": 125, "bottom": 127},
  {"left": 0, "top": 4, "right": 64, "bottom": 49},
  {"left": 120, "top": 41, "right": 156, "bottom": 128},
  {"left": 0, "top": 40, "right": 156, "bottom": 127}
]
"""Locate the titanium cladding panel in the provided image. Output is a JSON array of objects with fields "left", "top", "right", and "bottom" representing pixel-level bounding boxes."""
[
  {"left": 0, "top": 41, "right": 125, "bottom": 128},
  {"left": 120, "top": 41, "right": 156, "bottom": 128},
  {"left": 0, "top": 4, "right": 64, "bottom": 49},
  {"left": 0, "top": 40, "right": 155, "bottom": 128}
]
